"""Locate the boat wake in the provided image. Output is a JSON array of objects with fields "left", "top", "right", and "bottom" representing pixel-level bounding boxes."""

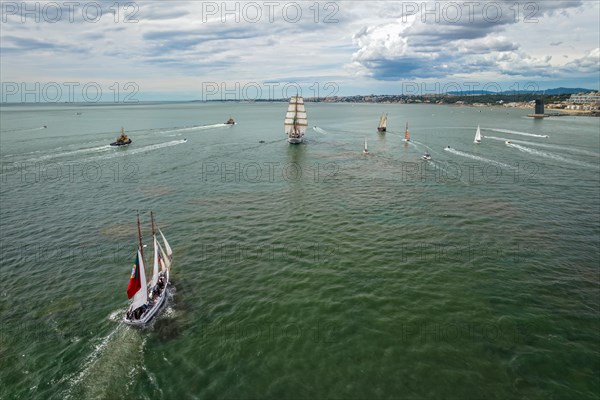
[
  {"left": 26, "top": 145, "right": 113, "bottom": 162},
  {"left": 312, "top": 126, "right": 328, "bottom": 135},
  {"left": 444, "top": 147, "right": 512, "bottom": 169},
  {"left": 160, "top": 124, "right": 227, "bottom": 134},
  {"left": 88, "top": 140, "right": 186, "bottom": 161},
  {"left": 486, "top": 136, "right": 600, "bottom": 157},
  {"left": 63, "top": 323, "right": 146, "bottom": 399},
  {"left": 506, "top": 143, "right": 599, "bottom": 169},
  {"left": 0, "top": 126, "right": 47, "bottom": 133},
  {"left": 488, "top": 128, "right": 549, "bottom": 138}
]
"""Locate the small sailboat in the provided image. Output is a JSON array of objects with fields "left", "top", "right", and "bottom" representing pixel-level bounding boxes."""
[
  {"left": 285, "top": 96, "right": 307, "bottom": 144},
  {"left": 474, "top": 125, "right": 482, "bottom": 144},
  {"left": 377, "top": 113, "right": 387, "bottom": 133},
  {"left": 111, "top": 128, "right": 132, "bottom": 146},
  {"left": 124, "top": 212, "right": 173, "bottom": 326},
  {"left": 225, "top": 116, "right": 235, "bottom": 125},
  {"left": 363, "top": 137, "right": 369, "bottom": 154},
  {"left": 404, "top": 122, "right": 410, "bottom": 142}
]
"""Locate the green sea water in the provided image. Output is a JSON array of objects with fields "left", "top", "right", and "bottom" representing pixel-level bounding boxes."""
[{"left": 0, "top": 102, "right": 598, "bottom": 399}]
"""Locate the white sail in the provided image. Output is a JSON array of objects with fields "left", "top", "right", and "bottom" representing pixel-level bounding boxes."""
[
  {"left": 474, "top": 125, "right": 482, "bottom": 143},
  {"left": 364, "top": 137, "right": 368, "bottom": 151},
  {"left": 130, "top": 249, "right": 148, "bottom": 310},
  {"left": 151, "top": 236, "right": 159, "bottom": 287},
  {"left": 379, "top": 113, "right": 387, "bottom": 129},
  {"left": 285, "top": 96, "right": 308, "bottom": 140},
  {"left": 157, "top": 240, "right": 171, "bottom": 271},
  {"left": 159, "top": 229, "right": 173, "bottom": 257}
]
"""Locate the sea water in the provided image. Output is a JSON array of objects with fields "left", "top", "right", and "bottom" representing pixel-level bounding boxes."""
[{"left": 0, "top": 102, "right": 598, "bottom": 399}]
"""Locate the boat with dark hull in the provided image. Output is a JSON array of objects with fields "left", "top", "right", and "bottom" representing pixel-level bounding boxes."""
[
  {"left": 377, "top": 113, "right": 387, "bottom": 133},
  {"left": 111, "top": 128, "right": 132, "bottom": 146},
  {"left": 124, "top": 212, "right": 173, "bottom": 327}
]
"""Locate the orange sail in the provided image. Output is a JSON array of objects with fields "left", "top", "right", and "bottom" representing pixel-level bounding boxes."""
[{"left": 404, "top": 122, "right": 409, "bottom": 141}]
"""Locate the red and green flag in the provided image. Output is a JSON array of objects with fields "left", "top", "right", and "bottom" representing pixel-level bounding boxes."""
[{"left": 126, "top": 252, "right": 142, "bottom": 299}]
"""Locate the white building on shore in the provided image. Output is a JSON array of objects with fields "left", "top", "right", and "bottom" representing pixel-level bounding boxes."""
[{"left": 568, "top": 92, "right": 600, "bottom": 105}]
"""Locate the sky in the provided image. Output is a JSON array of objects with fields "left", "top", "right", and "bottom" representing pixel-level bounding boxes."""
[{"left": 1, "top": 0, "right": 599, "bottom": 101}]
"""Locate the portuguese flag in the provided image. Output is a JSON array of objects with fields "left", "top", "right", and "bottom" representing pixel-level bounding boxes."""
[{"left": 126, "top": 252, "right": 142, "bottom": 299}]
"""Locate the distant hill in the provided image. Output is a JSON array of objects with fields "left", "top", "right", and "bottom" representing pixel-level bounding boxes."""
[{"left": 447, "top": 87, "right": 595, "bottom": 96}]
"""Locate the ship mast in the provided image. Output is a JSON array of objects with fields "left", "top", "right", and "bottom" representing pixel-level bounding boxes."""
[
  {"left": 137, "top": 211, "right": 145, "bottom": 262},
  {"left": 151, "top": 210, "right": 156, "bottom": 237},
  {"left": 294, "top": 97, "right": 298, "bottom": 135}
]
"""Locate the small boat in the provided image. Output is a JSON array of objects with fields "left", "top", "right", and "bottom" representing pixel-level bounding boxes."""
[
  {"left": 445, "top": 146, "right": 451, "bottom": 150},
  {"left": 111, "top": 128, "right": 132, "bottom": 146},
  {"left": 43, "top": 125, "right": 47, "bottom": 128},
  {"left": 474, "top": 125, "right": 482, "bottom": 144},
  {"left": 377, "top": 113, "right": 387, "bottom": 133},
  {"left": 363, "top": 137, "right": 369, "bottom": 154},
  {"left": 124, "top": 212, "right": 173, "bottom": 326},
  {"left": 505, "top": 140, "right": 512, "bottom": 145},
  {"left": 404, "top": 122, "right": 410, "bottom": 142},
  {"left": 225, "top": 116, "right": 235, "bottom": 125},
  {"left": 422, "top": 153, "right": 432, "bottom": 161},
  {"left": 285, "top": 96, "right": 307, "bottom": 144}
]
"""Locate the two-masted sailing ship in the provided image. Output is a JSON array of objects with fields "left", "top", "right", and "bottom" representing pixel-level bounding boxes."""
[
  {"left": 124, "top": 212, "right": 173, "bottom": 326},
  {"left": 377, "top": 113, "right": 387, "bottom": 133},
  {"left": 285, "top": 96, "right": 308, "bottom": 144}
]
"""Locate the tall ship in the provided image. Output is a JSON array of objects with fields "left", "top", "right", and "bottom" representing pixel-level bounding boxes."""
[
  {"left": 377, "top": 113, "right": 387, "bottom": 133},
  {"left": 124, "top": 212, "right": 173, "bottom": 326},
  {"left": 285, "top": 96, "right": 307, "bottom": 144}
]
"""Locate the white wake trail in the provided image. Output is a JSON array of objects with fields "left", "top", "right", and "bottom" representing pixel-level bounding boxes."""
[
  {"left": 27, "top": 145, "right": 112, "bottom": 162},
  {"left": 0, "top": 126, "right": 47, "bottom": 133},
  {"left": 488, "top": 128, "right": 549, "bottom": 138},
  {"left": 444, "top": 147, "right": 512, "bottom": 169},
  {"left": 506, "top": 143, "right": 599, "bottom": 169},
  {"left": 486, "top": 136, "right": 600, "bottom": 157},
  {"left": 160, "top": 124, "right": 227, "bottom": 134},
  {"left": 88, "top": 140, "right": 186, "bottom": 161}
]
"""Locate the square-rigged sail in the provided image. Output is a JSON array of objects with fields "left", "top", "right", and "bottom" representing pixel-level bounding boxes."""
[{"left": 285, "top": 96, "right": 307, "bottom": 142}]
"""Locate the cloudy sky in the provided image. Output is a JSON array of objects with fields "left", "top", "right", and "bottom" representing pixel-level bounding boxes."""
[{"left": 1, "top": 0, "right": 599, "bottom": 101}]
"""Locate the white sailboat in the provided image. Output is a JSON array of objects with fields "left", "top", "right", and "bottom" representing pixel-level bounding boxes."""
[
  {"left": 124, "top": 212, "right": 173, "bottom": 326},
  {"left": 474, "top": 125, "right": 482, "bottom": 144},
  {"left": 363, "top": 137, "right": 369, "bottom": 154},
  {"left": 285, "top": 96, "right": 307, "bottom": 144},
  {"left": 377, "top": 113, "right": 387, "bottom": 133}
]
